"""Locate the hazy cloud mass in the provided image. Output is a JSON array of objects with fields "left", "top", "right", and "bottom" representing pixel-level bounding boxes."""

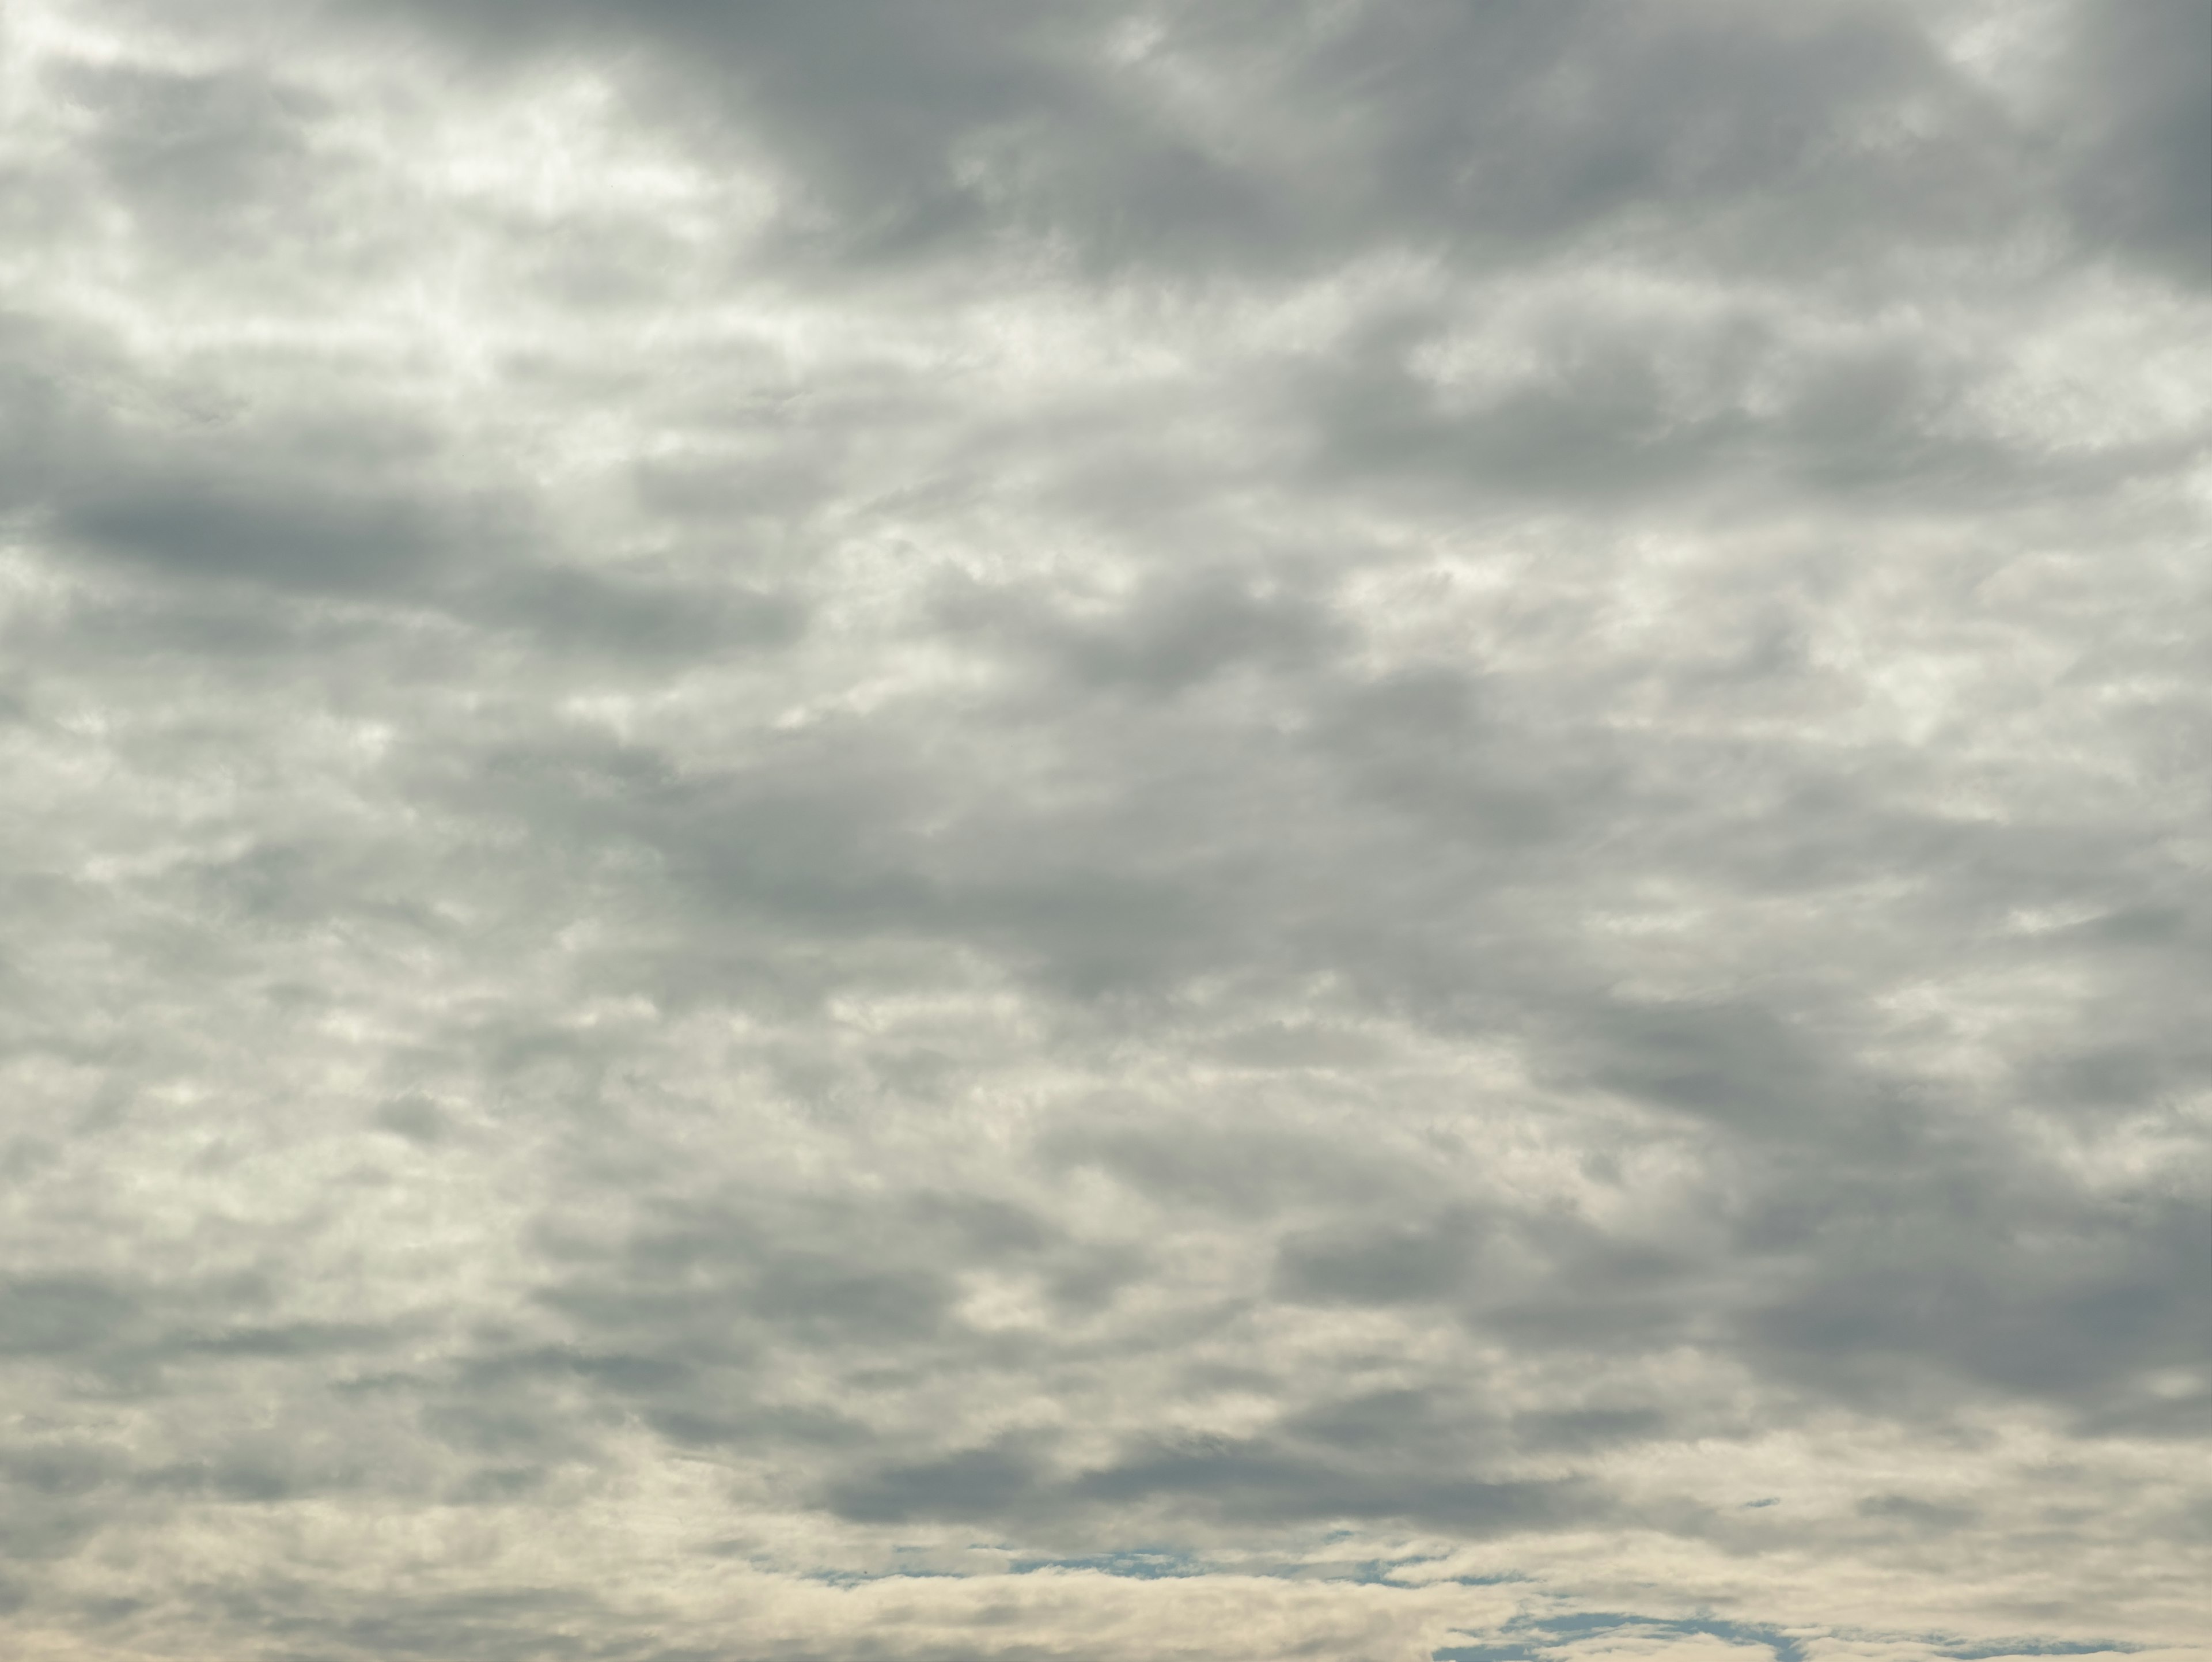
[{"left": 1, "top": 2, "right": 2207, "bottom": 1659}]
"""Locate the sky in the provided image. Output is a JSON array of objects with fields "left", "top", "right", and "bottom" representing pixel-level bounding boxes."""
[{"left": 0, "top": 2, "right": 2207, "bottom": 1659}]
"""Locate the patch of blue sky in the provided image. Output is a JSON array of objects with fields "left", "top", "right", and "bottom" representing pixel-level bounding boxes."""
[
  {"left": 1434, "top": 1612, "right": 1812, "bottom": 1662},
  {"left": 1006, "top": 1549, "right": 1206, "bottom": 1580},
  {"left": 797, "top": 1567, "right": 965, "bottom": 1588},
  {"left": 999, "top": 1547, "right": 1530, "bottom": 1587},
  {"left": 1433, "top": 1616, "right": 2146, "bottom": 1662}
]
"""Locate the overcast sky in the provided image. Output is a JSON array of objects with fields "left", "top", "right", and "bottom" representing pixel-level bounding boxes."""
[{"left": 1, "top": 2, "right": 2207, "bottom": 1659}]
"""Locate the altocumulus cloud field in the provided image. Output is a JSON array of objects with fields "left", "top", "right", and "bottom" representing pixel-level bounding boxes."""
[{"left": 0, "top": 1, "right": 2207, "bottom": 1659}]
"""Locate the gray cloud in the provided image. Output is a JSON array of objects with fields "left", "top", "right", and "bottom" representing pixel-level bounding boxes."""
[
  {"left": 2061, "top": 0, "right": 2212, "bottom": 284},
  {"left": 0, "top": 0, "right": 2205, "bottom": 1658}
]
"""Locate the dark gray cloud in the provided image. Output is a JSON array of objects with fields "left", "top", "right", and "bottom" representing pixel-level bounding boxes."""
[
  {"left": 2061, "top": 0, "right": 2212, "bottom": 284},
  {"left": 0, "top": 0, "right": 2205, "bottom": 1658}
]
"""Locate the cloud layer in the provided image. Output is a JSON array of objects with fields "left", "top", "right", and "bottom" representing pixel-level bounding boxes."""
[{"left": 1, "top": 2, "right": 2206, "bottom": 1658}]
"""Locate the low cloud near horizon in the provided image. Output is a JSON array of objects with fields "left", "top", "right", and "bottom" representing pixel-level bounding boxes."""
[{"left": 1, "top": 2, "right": 2206, "bottom": 1659}]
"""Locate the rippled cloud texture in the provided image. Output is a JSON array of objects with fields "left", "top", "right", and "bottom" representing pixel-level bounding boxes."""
[{"left": 2, "top": 2, "right": 2207, "bottom": 1658}]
